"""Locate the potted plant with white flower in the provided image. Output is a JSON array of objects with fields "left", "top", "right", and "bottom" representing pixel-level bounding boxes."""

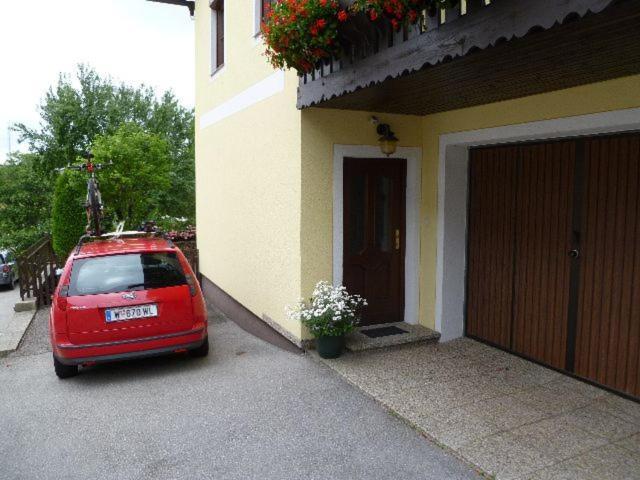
[{"left": 287, "top": 281, "right": 367, "bottom": 358}]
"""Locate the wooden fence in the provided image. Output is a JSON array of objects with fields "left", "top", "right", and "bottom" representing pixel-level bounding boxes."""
[
  {"left": 17, "top": 235, "right": 59, "bottom": 307},
  {"left": 16, "top": 236, "right": 199, "bottom": 306}
]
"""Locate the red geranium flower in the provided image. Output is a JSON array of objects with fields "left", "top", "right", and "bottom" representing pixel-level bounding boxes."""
[{"left": 337, "top": 10, "right": 348, "bottom": 22}]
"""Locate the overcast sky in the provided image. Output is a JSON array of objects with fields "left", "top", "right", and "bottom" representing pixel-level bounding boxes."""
[{"left": 0, "top": 0, "right": 195, "bottom": 162}]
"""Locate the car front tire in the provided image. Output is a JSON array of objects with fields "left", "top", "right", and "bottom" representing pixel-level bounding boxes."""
[
  {"left": 188, "top": 337, "right": 209, "bottom": 358},
  {"left": 54, "top": 356, "right": 79, "bottom": 379}
]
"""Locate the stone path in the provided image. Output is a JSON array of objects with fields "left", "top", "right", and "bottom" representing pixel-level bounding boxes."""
[{"left": 316, "top": 338, "right": 640, "bottom": 480}]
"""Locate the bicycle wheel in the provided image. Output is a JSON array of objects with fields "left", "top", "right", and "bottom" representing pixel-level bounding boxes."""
[{"left": 88, "top": 180, "right": 102, "bottom": 236}]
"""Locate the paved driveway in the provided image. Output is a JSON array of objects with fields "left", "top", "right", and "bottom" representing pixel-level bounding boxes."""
[
  {"left": 0, "top": 285, "right": 20, "bottom": 333},
  {"left": 0, "top": 308, "right": 479, "bottom": 480}
]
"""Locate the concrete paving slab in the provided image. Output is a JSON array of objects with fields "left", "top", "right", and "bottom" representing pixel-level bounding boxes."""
[
  {"left": 615, "top": 433, "right": 640, "bottom": 454},
  {"left": 508, "top": 417, "right": 608, "bottom": 463},
  {"left": 0, "top": 310, "right": 37, "bottom": 355},
  {"left": 0, "top": 288, "right": 34, "bottom": 355},
  {"left": 527, "top": 457, "right": 601, "bottom": 480},
  {"left": 562, "top": 404, "right": 640, "bottom": 441},
  {"left": 509, "top": 384, "right": 593, "bottom": 416},
  {"left": 13, "top": 299, "right": 36, "bottom": 312},
  {"left": 553, "top": 443, "right": 640, "bottom": 480},
  {"left": 595, "top": 393, "right": 640, "bottom": 425},
  {"left": 458, "top": 431, "right": 554, "bottom": 480},
  {"left": 0, "top": 287, "right": 21, "bottom": 329},
  {"left": 314, "top": 337, "right": 640, "bottom": 479},
  {"left": 346, "top": 322, "right": 440, "bottom": 352}
]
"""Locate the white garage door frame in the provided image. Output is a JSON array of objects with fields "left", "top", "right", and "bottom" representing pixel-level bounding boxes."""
[{"left": 436, "top": 107, "right": 640, "bottom": 342}]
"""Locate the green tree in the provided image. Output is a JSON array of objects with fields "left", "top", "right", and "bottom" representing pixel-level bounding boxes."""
[
  {"left": 51, "top": 170, "right": 86, "bottom": 260},
  {"left": 92, "top": 123, "right": 172, "bottom": 229},
  {"left": 15, "top": 65, "right": 195, "bottom": 222},
  {"left": 0, "top": 153, "right": 54, "bottom": 253}
]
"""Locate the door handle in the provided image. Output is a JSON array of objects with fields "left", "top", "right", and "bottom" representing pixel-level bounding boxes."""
[
  {"left": 395, "top": 229, "right": 400, "bottom": 250},
  {"left": 568, "top": 249, "right": 580, "bottom": 259}
]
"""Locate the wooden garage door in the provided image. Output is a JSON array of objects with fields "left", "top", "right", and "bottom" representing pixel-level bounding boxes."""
[
  {"left": 574, "top": 134, "right": 640, "bottom": 397},
  {"left": 466, "top": 133, "right": 640, "bottom": 399},
  {"left": 466, "top": 146, "right": 518, "bottom": 350},
  {"left": 511, "top": 142, "right": 575, "bottom": 370}
]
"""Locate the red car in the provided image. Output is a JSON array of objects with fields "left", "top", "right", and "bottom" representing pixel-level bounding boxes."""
[{"left": 50, "top": 235, "right": 208, "bottom": 378}]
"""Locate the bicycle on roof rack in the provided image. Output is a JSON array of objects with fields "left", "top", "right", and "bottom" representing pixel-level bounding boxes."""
[{"left": 57, "top": 152, "right": 111, "bottom": 237}]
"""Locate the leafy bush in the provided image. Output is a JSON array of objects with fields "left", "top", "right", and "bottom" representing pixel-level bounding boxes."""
[
  {"left": 0, "top": 154, "right": 53, "bottom": 253},
  {"left": 93, "top": 123, "right": 172, "bottom": 230},
  {"left": 51, "top": 170, "right": 87, "bottom": 260}
]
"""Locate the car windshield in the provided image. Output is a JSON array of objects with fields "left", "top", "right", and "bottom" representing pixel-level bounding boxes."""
[{"left": 68, "top": 252, "right": 187, "bottom": 296}]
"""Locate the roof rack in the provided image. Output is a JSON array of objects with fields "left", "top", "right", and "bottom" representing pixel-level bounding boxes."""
[{"left": 74, "top": 230, "right": 173, "bottom": 255}]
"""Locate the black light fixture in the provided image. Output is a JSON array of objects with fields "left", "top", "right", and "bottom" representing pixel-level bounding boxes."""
[{"left": 370, "top": 116, "right": 399, "bottom": 156}]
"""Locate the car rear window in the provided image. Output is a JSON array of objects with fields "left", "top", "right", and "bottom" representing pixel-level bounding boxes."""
[{"left": 68, "top": 252, "right": 187, "bottom": 296}]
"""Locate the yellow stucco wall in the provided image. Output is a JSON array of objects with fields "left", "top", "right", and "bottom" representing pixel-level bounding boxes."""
[
  {"left": 300, "top": 74, "right": 640, "bottom": 334},
  {"left": 194, "top": 0, "right": 640, "bottom": 342},
  {"left": 194, "top": 0, "right": 304, "bottom": 339}
]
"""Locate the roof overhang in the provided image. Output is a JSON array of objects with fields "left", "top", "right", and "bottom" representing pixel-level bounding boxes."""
[{"left": 147, "top": 0, "right": 195, "bottom": 17}]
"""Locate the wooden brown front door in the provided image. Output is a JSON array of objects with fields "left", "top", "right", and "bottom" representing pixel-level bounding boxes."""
[
  {"left": 343, "top": 158, "right": 406, "bottom": 326},
  {"left": 467, "top": 133, "right": 640, "bottom": 400}
]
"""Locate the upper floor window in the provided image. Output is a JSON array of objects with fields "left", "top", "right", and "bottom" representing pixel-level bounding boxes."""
[
  {"left": 255, "top": 0, "right": 273, "bottom": 36},
  {"left": 210, "top": 0, "right": 224, "bottom": 73},
  {"left": 260, "top": 0, "right": 273, "bottom": 20}
]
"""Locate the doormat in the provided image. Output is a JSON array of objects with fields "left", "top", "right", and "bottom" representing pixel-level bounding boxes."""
[{"left": 361, "top": 326, "right": 408, "bottom": 338}]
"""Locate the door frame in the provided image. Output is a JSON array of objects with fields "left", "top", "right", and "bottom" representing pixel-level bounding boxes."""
[
  {"left": 333, "top": 145, "right": 422, "bottom": 325},
  {"left": 436, "top": 107, "right": 640, "bottom": 342}
]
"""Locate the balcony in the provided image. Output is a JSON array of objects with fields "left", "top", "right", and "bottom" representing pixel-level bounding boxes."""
[{"left": 297, "top": 0, "right": 640, "bottom": 114}]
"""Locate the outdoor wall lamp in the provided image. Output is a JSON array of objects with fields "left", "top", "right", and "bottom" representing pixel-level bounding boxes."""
[{"left": 370, "top": 116, "right": 399, "bottom": 156}]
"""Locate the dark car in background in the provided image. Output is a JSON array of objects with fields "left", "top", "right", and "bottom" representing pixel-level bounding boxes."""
[{"left": 0, "top": 250, "right": 18, "bottom": 289}]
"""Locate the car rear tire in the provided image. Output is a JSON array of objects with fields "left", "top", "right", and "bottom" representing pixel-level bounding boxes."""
[
  {"left": 188, "top": 337, "right": 209, "bottom": 358},
  {"left": 54, "top": 356, "right": 79, "bottom": 379},
  {"left": 8, "top": 275, "right": 15, "bottom": 290}
]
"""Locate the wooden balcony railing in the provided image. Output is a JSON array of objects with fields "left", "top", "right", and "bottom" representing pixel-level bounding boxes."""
[
  {"left": 302, "top": 0, "right": 491, "bottom": 81},
  {"left": 297, "top": 0, "right": 619, "bottom": 110}
]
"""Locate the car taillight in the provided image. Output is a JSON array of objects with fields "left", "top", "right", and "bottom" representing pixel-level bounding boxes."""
[
  {"left": 57, "top": 285, "right": 69, "bottom": 311},
  {"left": 185, "top": 275, "right": 197, "bottom": 297},
  {"left": 2, "top": 265, "right": 9, "bottom": 273}
]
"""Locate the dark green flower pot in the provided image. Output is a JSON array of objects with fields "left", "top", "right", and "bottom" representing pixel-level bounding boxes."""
[{"left": 316, "top": 334, "right": 345, "bottom": 359}]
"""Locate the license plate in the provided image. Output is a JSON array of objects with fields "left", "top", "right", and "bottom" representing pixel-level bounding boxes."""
[{"left": 105, "top": 304, "right": 158, "bottom": 323}]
